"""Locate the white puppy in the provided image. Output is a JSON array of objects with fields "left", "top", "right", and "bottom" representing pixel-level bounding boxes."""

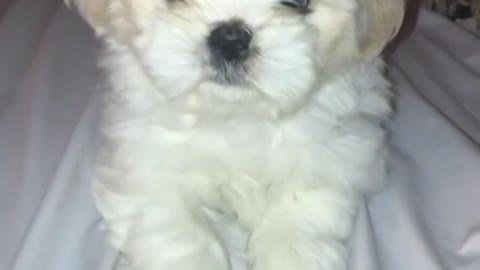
[{"left": 67, "top": 1, "right": 404, "bottom": 270}]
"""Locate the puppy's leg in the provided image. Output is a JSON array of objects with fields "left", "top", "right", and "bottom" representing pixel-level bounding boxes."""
[
  {"left": 94, "top": 181, "right": 230, "bottom": 270},
  {"left": 248, "top": 188, "right": 359, "bottom": 270}
]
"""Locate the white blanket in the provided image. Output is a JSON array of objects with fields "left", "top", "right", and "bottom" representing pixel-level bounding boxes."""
[{"left": 1, "top": 1, "right": 479, "bottom": 269}]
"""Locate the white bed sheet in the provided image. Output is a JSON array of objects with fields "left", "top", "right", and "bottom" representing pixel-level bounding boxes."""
[{"left": 1, "top": 1, "right": 479, "bottom": 270}]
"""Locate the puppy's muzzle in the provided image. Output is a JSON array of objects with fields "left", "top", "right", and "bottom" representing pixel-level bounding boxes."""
[{"left": 208, "top": 21, "right": 252, "bottom": 63}]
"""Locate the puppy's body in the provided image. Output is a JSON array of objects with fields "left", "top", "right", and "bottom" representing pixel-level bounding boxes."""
[{"left": 69, "top": 1, "right": 404, "bottom": 270}]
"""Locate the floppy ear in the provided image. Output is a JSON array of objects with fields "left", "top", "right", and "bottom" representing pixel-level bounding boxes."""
[
  {"left": 65, "top": 0, "right": 158, "bottom": 42},
  {"left": 357, "top": 0, "right": 405, "bottom": 60}
]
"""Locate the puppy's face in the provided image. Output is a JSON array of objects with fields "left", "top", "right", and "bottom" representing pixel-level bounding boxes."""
[
  {"left": 139, "top": 0, "right": 332, "bottom": 112},
  {"left": 70, "top": 0, "right": 404, "bottom": 116}
]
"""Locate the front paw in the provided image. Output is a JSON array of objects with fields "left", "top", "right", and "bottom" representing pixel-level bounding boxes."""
[
  {"left": 219, "top": 174, "right": 267, "bottom": 227},
  {"left": 248, "top": 237, "right": 348, "bottom": 270}
]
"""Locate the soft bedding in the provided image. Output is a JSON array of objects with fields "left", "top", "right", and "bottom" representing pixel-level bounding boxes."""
[{"left": 1, "top": 1, "right": 479, "bottom": 270}]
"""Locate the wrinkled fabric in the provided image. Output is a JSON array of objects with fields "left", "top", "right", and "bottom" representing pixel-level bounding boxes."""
[{"left": 1, "top": 1, "right": 479, "bottom": 270}]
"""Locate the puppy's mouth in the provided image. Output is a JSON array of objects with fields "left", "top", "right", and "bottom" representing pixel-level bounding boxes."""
[
  {"left": 209, "top": 60, "right": 250, "bottom": 85},
  {"left": 206, "top": 20, "right": 257, "bottom": 86}
]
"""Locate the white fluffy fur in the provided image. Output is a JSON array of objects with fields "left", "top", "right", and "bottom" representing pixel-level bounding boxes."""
[{"left": 68, "top": 0, "right": 404, "bottom": 270}]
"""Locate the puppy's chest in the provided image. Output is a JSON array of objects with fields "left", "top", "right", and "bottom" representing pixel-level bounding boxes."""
[
  {"left": 183, "top": 123, "right": 295, "bottom": 180},
  {"left": 182, "top": 123, "right": 308, "bottom": 226},
  {"left": 113, "top": 117, "right": 331, "bottom": 225}
]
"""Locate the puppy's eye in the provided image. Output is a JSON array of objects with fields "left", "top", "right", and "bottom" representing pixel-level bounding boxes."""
[{"left": 280, "top": 0, "right": 310, "bottom": 12}]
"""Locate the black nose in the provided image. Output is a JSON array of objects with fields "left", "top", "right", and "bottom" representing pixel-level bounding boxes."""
[{"left": 208, "top": 21, "right": 252, "bottom": 62}]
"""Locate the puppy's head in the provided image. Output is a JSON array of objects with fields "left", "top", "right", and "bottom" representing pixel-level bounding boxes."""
[{"left": 68, "top": 0, "right": 404, "bottom": 116}]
